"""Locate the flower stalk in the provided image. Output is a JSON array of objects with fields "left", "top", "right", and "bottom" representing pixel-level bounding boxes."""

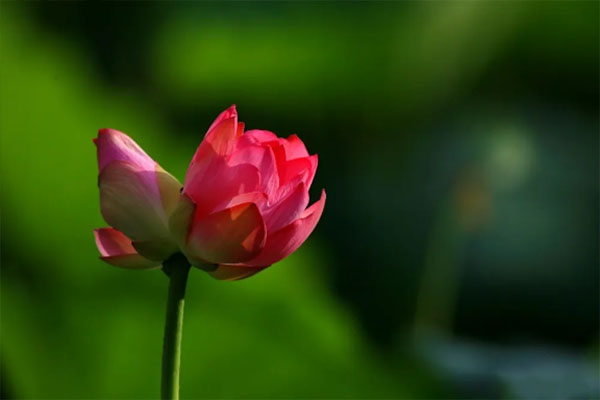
[{"left": 161, "top": 253, "right": 191, "bottom": 400}]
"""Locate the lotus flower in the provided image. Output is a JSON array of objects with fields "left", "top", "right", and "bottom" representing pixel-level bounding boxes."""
[{"left": 93, "top": 106, "right": 325, "bottom": 280}]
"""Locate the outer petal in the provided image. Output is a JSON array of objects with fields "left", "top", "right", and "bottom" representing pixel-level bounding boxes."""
[
  {"left": 184, "top": 106, "right": 241, "bottom": 191},
  {"left": 95, "top": 128, "right": 156, "bottom": 172},
  {"left": 243, "top": 190, "right": 326, "bottom": 267},
  {"left": 281, "top": 134, "right": 309, "bottom": 160},
  {"left": 204, "top": 113, "right": 238, "bottom": 156},
  {"left": 94, "top": 228, "right": 160, "bottom": 269},
  {"left": 191, "top": 105, "right": 239, "bottom": 164},
  {"left": 208, "top": 265, "right": 266, "bottom": 281},
  {"left": 186, "top": 202, "right": 266, "bottom": 264},
  {"left": 206, "top": 105, "right": 238, "bottom": 137},
  {"left": 95, "top": 128, "right": 182, "bottom": 245},
  {"left": 261, "top": 182, "right": 309, "bottom": 232},
  {"left": 99, "top": 160, "right": 171, "bottom": 242}
]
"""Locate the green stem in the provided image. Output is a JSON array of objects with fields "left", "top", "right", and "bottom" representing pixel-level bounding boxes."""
[{"left": 161, "top": 253, "right": 191, "bottom": 400}]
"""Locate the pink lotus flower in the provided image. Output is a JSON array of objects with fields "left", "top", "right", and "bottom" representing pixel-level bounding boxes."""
[{"left": 93, "top": 106, "right": 325, "bottom": 280}]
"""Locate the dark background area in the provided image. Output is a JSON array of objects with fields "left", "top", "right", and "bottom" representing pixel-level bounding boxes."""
[{"left": 1, "top": 2, "right": 598, "bottom": 399}]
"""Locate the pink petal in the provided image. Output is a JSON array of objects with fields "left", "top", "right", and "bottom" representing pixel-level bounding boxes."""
[
  {"left": 186, "top": 202, "right": 266, "bottom": 264},
  {"left": 184, "top": 107, "right": 241, "bottom": 189},
  {"left": 262, "top": 182, "right": 309, "bottom": 232},
  {"left": 259, "top": 142, "right": 317, "bottom": 188},
  {"left": 267, "top": 141, "right": 288, "bottom": 177},
  {"left": 244, "top": 129, "right": 278, "bottom": 143},
  {"left": 95, "top": 129, "right": 156, "bottom": 172},
  {"left": 281, "top": 134, "right": 309, "bottom": 160},
  {"left": 94, "top": 227, "right": 135, "bottom": 256},
  {"left": 193, "top": 106, "right": 239, "bottom": 162},
  {"left": 242, "top": 131, "right": 313, "bottom": 185},
  {"left": 229, "top": 143, "right": 279, "bottom": 198},
  {"left": 208, "top": 265, "right": 266, "bottom": 281},
  {"left": 184, "top": 159, "right": 261, "bottom": 217},
  {"left": 183, "top": 145, "right": 218, "bottom": 196},
  {"left": 207, "top": 105, "right": 238, "bottom": 135},
  {"left": 204, "top": 114, "right": 238, "bottom": 156},
  {"left": 99, "top": 160, "right": 170, "bottom": 242},
  {"left": 216, "top": 191, "right": 268, "bottom": 212},
  {"left": 243, "top": 189, "right": 326, "bottom": 267},
  {"left": 280, "top": 154, "right": 318, "bottom": 188},
  {"left": 244, "top": 131, "right": 308, "bottom": 160},
  {"left": 93, "top": 228, "right": 159, "bottom": 269}
]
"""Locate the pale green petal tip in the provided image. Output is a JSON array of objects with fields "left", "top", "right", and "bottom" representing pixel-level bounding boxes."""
[
  {"left": 168, "top": 193, "right": 196, "bottom": 246},
  {"left": 156, "top": 166, "right": 183, "bottom": 216}
]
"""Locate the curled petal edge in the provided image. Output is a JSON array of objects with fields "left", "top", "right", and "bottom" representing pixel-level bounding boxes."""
[
  {"left": 94, "top": 228, "right": 160, "bottom": 269},
  {"left": 208, "top": 264, "right": 266, "bottom": 281},
  {"left": 186, "top": 202, "right": 267, "bottom": 265},
  {"left": 243, "top": 189, "right": 326, "bottom": 267}
]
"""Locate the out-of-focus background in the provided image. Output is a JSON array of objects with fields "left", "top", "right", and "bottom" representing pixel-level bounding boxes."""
[{"left": 1, "top": 2, "right": 598, "bottom": 399}]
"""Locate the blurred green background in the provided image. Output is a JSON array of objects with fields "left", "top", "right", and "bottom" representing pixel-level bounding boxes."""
[{"left": 1, "top": 2, "right": 598, "bottom": 399}]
